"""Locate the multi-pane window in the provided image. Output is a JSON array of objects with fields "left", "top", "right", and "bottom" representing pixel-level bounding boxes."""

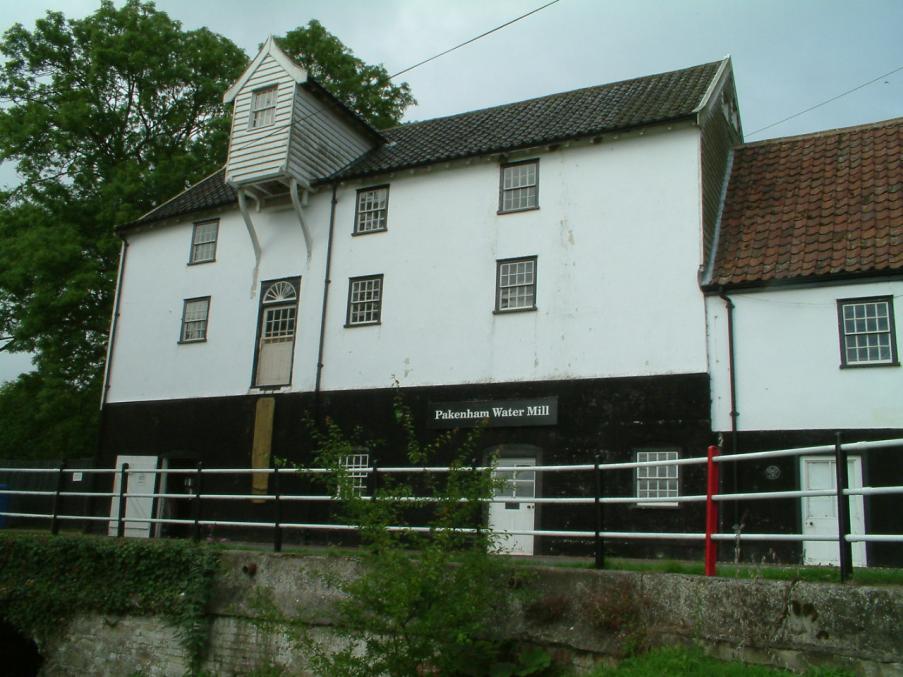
[
  {"left": 249, "top": 86, "right": 278, "bottom": 129},
  {"left": 496, "top": 257, "right": 537, "bottom": 312},
  {"left": 347, "top": 275, "right": 383, "bottom": 326},
  {"left": 189, "top": 220, "right": 218, "bottom": 264},
  {"left": 838, "top": 297, "right": 897, "bottom": 366},
  {"left": 341, "top": 453, "right": 370, "bottom": 497},
  {"left": 636, "top": 450, "right": 679, "bottom": 505},
  {"left": 180, "top": 298, "right": 210, "bottom": 343},
  {"left": 499, "top": 160, "right": 539, "bottom": 212},
  {"left": 355, "top": 186, "right": 389, "bottom": 234},
  {"left": 254, "top": 279, "right": 299, "bottom": 387},
  {"left": 494, "top": 465, "right": 536, "bottom": 499}
]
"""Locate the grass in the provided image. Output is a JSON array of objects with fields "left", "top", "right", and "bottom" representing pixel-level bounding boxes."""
[
  {"left": 8, "top": 527, "right": 903, "bottom": 585},
  {"left": 588, "top": 646, "right": 853, "bottom": 676},
  {"left": 510, "top": 554, "right": 903, "bottom": 586}
]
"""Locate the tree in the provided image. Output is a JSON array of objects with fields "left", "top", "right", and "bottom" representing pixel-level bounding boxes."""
[
  {"left": 276, "top": 20, "right": 415, "bottom": 130},
  {"left": 0, "top": 1, "right": 247, "bottom": 458},
  {"left": 0, "top": 4, "right": 415, "bottom": 460}
]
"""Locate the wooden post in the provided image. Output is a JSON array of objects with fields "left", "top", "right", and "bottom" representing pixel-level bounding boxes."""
[
  {"left": 834, "top": 433, "right": 853, "bottom": 582},
  {"left": 50, "top": 460, "right": 66, "bottom": 536},
  {"left": 273, "top": 465, "right": 283, "bottom": 553},
  {"left": 593, "top": 454, "right": 604, "bottom": 570},
  {"left": 116, "top": 463, "right": 129, "bottom": 538},
  {"left": 705, "top": 445, "right": 720, "bottom": 577},
  {"left": 192, "top": 462, "right": 203, "bottom": 543}
]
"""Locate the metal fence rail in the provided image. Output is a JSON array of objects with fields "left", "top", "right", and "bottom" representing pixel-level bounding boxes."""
[{"left": 1, "top": 437, "right": 902, "bottom": 580}]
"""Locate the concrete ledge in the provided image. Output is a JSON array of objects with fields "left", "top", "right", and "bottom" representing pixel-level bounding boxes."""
[{"left": 41, "top": 551, "right": 903, "bottom": 675}]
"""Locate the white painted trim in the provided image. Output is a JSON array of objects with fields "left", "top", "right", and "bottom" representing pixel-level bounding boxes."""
[
  {"left": 693, "top": 56, "right": 731, "bottom": 115},
  {"left": 224, "top": 35, "right": 308, "bottom": 104},
  {"left": 100, "top": 240, "right": 128, "bottom": 408},
  {"left": 290, "top": 178, "right": 313, "bottom": 262},
  {"left": 236, "top": 188, "right": 262, "bottom": 298},
  {"left": 700, "top": 149, "right": 734, "bottom": 286}
]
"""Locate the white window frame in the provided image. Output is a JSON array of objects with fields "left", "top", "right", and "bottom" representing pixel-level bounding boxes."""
[
  {"left": 499, "top": 159, "right": 539, "bottom": 213},
  {"left": 495, "top": 256, "right": 537, "bottom": 313},
  {"left": 340, "top": 452, "right": 370, "bottom": 497},
  {"left": 252, "top": 278, "right": 300, "bottom": 388},
  {"left": 635, "top": 449, "right": 679, "bottom": 507},
  {"left": 179, "top": 297, "right": 210, "bottom": 343},
  {"left": 346, "top": 275, "right": 383, "bottom": 326},
  {"left": 354, "top": 185, "right": 389, "bottom": 234},
  {"left": 837, "top": 296, "right": 898, "bottom": 367},
  {"left": 189, "top": 220, "right": 219, "bottom": 264},
  {"left": 249, "top": 85, "right": 278, "bottom": 129}
]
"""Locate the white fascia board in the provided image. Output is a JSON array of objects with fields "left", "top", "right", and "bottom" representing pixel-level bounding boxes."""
[
  {"left": 693, "top": 55, "right": 732, "bottom": 117},
  {"left": 224, "top": 35, "right": 308, "bottom": 104}
]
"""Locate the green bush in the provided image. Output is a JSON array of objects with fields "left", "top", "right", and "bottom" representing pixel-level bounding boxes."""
[{"left": 0, "top": 532, "right": 219, "bottom": 668}]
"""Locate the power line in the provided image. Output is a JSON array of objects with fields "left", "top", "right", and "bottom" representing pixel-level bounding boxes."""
[
  {"left": 746, "top": 64, "right": 903, "bottom": 138},
  {"left": 389, "top": 0, "right": 562, "bottom": 79}
]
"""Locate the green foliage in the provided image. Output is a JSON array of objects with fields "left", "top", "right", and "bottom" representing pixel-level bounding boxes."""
[
  {"left": 299, "top": 395, "right": 515, "bottom": 677},
  {"left": 589, "top": 645, "right": 854, "bottom": 676},
  {"left": 0, "top": 5, "right": 416, "bottom": 460},
  {"left": 0, "top": 0, "right": 247, "bottom": 458},
  {"left": 276, "top": 20, "right": 415, "bottom": 130},
  {"left": 0, "top": 371, "right": 99, "bottom": 459},
  {"left": 0, "top": 532, "right": 220, "bottom": 668}
]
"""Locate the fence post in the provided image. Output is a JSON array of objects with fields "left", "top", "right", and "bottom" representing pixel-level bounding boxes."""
[
  {"left": 705, "top": 445, "right": 720, "bottom": 577},
  {"left": 192, "top": 462, "right": 203, "bottom": 543},
  {"left": 116, "top": 463, "right": 129, "bottom": 538},
  {"left": 593, "top": 453, "right": 604, "bottom": 570},
  {"left": 50, "top": 460, "right": 66, "bottom": 536},
  {"left": 472, "top": 457, "right": 482, "bottom": 540},
  {"left": 369, "top": 461, "right": 380, "bottom": 500},
  {"left": 272, "top": 466, "right": 283, "bottom": 553},
  {"left": 834, "top": 433, "right": 853, "bottom": 582}
]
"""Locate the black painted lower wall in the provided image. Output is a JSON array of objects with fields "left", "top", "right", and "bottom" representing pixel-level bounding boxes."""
[
  {"left": 95, "top": 375, "right": 903, "bottom": 566},
  {"left": 98, "top": 374, "right": 713, "bottom": 559},
  {"left": 722, "top": 429, "right": 903, "bottom": 568}
]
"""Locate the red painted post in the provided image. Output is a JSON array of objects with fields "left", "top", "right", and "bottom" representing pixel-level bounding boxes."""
[{"left": 705, "top": 445, "right": 720, "bottom": 577}]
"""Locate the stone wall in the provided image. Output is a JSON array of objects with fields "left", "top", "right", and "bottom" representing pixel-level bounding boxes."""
[{"left": 40, "top": 551, "right": 903, "bottom": 676}]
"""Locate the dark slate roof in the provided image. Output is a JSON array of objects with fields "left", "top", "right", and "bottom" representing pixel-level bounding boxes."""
[
  {"left": 125, "top": 168, "right": 236, "bottom": 229},
  {"left": 708, "top": 117, "right": 903, "bottom": 288},
  {"left": 123, "top": 60, "right": 723, "bottom": 230},
  {"left": 336, "top": 60, "right": 723, "bottom": 180}
]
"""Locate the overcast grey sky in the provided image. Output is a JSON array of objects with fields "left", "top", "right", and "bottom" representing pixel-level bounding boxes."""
[{"left": 1, "top": 0, "right": 902, "bottom": 382}]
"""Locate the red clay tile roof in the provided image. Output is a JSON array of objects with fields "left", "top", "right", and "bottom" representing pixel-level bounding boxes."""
[{"left": 709, "top": 118, "right": 903, "bottom": 288}]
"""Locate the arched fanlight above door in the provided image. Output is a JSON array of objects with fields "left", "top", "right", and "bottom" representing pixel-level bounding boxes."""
[{"left": 263, "top": 280, "right": 297, "bottom": 304}]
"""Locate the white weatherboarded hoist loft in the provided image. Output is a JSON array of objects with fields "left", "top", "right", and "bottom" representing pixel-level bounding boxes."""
[{"left": 99, "top": 36, "right": 903, "bottom": 565}]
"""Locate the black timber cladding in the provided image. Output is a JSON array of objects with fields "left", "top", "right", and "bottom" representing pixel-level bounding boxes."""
[
  {"left": 122, "top": 60, "right": 722, "bottom": 231},
  {"left": 97, "top": 373, "right": 714, "bottom": 559}
]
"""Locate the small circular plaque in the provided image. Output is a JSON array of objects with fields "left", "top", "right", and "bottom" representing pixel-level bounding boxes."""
[{"left": 764, "top": 465, "right": 781, "bottom": 481}]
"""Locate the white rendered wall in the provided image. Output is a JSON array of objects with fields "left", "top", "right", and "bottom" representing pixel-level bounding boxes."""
[
  {"left": 706, "top": 281, "right": 903, "bottom": 432},
  {"left": 108, "top": 128, "right": 708, "bottom": 403}
]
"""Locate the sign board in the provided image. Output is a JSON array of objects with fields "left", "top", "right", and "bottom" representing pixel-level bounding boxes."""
[{"left": 428, "top": 396, "right": 558, "bottom": 428}]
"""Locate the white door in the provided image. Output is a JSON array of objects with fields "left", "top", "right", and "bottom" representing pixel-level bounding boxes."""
[
  {"left": 800, "top": 456, "right": 866, "bottom": 566},
  {"left": 108, "top": 455, "right": 159, "bottom": 538},
  {"left": 256, "top": 304, "right": 296, "bottom": 386},
  {"left": 489, "top": 458, "right": 536, "bottom": 556}
]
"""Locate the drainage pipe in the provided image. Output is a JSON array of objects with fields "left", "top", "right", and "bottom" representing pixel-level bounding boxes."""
[
  {"left": 718, "top": 288, "right": 739, "bottom": 528},
  {"left": 314, "top": 184, "right": 339, "bottom": 420}
]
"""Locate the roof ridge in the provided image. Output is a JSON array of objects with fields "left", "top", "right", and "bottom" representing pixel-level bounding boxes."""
[
  {"left": 384, "top": 59, "right": 724, "bottom": 132},
  {"left": 739, "top": 116, "right": 903, "bottom": 149}
]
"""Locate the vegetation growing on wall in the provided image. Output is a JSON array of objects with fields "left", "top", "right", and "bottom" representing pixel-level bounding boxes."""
[
  {"left": 0, "top": 532, "right": 219, "bottom": 668},
  {"left": 291, "top": 397, "right": 552, "bottom": 676}
]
